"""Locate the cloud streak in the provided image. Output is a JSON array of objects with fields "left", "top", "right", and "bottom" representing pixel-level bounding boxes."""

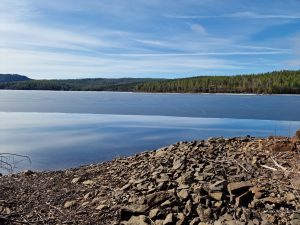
[
  {"left": 0, "top": 1, "right": 299, "bottom": 78},
  {"left": 165, "top": 11, "right": 300, "bottom": 20}
]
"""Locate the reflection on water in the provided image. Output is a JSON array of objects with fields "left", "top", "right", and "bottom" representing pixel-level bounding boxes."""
[
  {"left": 1, "top": 90, "right": 300, "bottom": 121},
  {"left": 0, "top": 112, "right": 299, "bottom": 172}
]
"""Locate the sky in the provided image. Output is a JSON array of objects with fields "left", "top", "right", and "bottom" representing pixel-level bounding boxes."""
[{"left": 0, "top": 0, "right": 300, "bottom": 79}]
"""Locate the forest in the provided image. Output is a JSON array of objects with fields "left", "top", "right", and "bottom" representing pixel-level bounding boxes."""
[
  {"left": 0, "top": 70, "right": 299, "bottom": 94},
  {"left": 0, "top": 77, "right": 162, "bottom": 92},
  {"left": 136, "top": 70, "right": 300, "bottom": 94}
]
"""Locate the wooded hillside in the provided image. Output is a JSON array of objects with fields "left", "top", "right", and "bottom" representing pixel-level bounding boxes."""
[{"left": 136, "top": 70, "right": 300, "bottom": 94}]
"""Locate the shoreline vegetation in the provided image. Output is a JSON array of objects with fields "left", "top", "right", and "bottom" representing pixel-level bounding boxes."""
[
  {"left": 0, "top": 131, "right": 300, "bottom": 224},
  {"left": 0, "top": 70, "right": 299, "bottom": 94}
]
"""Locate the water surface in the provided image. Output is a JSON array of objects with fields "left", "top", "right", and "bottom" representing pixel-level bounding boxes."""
[
  {"left": 1, "top": 90, "right": 300, "bottom": 120},
  {"left": 0, "top": 90, "right": 299, "bottom": 172}
]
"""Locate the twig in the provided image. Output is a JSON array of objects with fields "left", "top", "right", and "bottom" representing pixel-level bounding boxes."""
[
  {"left": 261, "top": 165, "right": 277, "bottom": 171},
  {"left": 0, "top": 215, "right": 43, "bottom": 224},
  {"left": 49, "top": 205, "right": 66, "bottom": 216},
  {"left": 233, "top": 160, "right": 248, "bottom": 172},
  {"left": 271, "top": 157, "right": 287, "bottom": 171}
]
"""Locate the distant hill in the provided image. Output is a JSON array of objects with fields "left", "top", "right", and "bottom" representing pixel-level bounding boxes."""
[
  {"left": 0, "top": 77, "right": 165, "bottom": 92},
  {"left": 0, "top": 74, "right": 31, "bottom": 82},
  {"left": 0, "top": 70, "right": 299, "bottom": 94}
]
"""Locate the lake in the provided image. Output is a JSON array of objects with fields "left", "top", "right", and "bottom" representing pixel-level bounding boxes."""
[{"left": 0, "top": 90, "right": 300, "bottom": 172}]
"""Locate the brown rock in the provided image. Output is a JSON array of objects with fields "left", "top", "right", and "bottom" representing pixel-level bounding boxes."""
[{"left": 227, "top": 181, "right": 252, "bottom": 196}]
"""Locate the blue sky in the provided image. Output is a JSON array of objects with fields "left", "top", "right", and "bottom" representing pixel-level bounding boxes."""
[{"left": 0, "top": 0, "right": 300, "bottom": 79}]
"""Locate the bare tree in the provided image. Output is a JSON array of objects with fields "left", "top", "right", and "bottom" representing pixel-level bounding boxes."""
[{"left": 0, "top": 153, "right": 31, "bottom": 174}]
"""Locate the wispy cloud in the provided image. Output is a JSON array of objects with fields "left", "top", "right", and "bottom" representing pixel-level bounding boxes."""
[
  {"left": 0, "top": 1, "right": 299, "bottom": 78},
  {"left": 165, "top": 11, "right": 300, "bottom": 20}
]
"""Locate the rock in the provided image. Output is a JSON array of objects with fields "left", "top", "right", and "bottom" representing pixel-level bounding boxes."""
[
  {"left": 177, "top": 189, "right": 189, "bottom": 200},
  {"left": 196, "top": 207, "right": 211, "bottom": 222},
  {"left": 178, "top": 184, "right": 189, "bottom": 190},
  {"left": 123, "top": 204, "right": 149, "bottom": 214},
  {"left": 81, "top": 201, "right": 89, "bottom": 206},
  {"left": 227, "top": 181, "right": 252, "bottom": 199},
  {"left": 96, "top": 204, "right": 108, "bottom": 210},
  {"left": 209, "top": 192, "right": 223, "bottom": 201},
  {"left": 163, "top": 213, "right": 174, "bottom": 225},
  {"left": 146, "top": 191, "right": 173, "bottom": 207},
  {"left": 82, "top": 180, "right": 94, "bottom": 185},
  {"left": 155, "top": 220, "right": 164, "bottom": 225},
  {"left": 149, "top": 208, "right": 159, "bottom": 219},
  {"left": 172, "top": 159, "right": 184, "bottom": 170},
  {"left": 121, "top": 183, "right": 131, "bottom": 191},
  {"left": 262, "top": 196, "right": 282, "bottom": 205},
  {"left": 2, "top": 135, "right": 300, "bottom": 224},
  {"left": 190, "top": 217, "right": 200, "bottom": 225},
  {"left": 261, "top": 213, "right": 276, "bottom": 224},
  {"left": 125, "top": 215, "right": 151, "bottom": 225},
  {"left": 71, "top": 177, "right": 81, "bottom": 184},
  {"left": 285, "top": 193, "right": 296, "bottom": 202},
  {"left": 291, "top": 219, "right": 300, "bottom": 225},
  {"left": 291, "top": 176, "right": 300, "bottom": 190},
  {"left": 64, "top": 200, "right": 77, "bottom": 209},
  {"left": 292, "top": 212, "right": 300, "bottom": 220},
  {"left": 250, "top": 187, "right": 263, "bottom": 199},
  {"left": 83, "top": 192, "right": 92, "bottom": 200},
  {"left": 161, "top": 199, "right": 172, "bottom": 207},
  {"left": 184, "top": 200, "right": 192, "bottom": 216},
  {"left": 209, "top": 180, "right": 228, "bottom": 191},
  {"left": 176, "top": 213, "right": 185, "bottom": 225}
]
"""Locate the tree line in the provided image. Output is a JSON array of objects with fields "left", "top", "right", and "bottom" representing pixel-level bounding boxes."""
[
  {"left": 136, "top": 70, "right": 300, "bottom": 94},
  {"left": 0, "top": 70, "right": 299, "bottom": 94}
]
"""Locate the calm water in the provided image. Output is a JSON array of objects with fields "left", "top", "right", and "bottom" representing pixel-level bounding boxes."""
[{"left": 0, "top": 90, "right": 300, "bottom": 172}]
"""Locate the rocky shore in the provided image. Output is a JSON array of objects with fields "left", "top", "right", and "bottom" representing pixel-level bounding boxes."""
[{"left": 0, "top": 131, "right": 300, "bottom": 225}]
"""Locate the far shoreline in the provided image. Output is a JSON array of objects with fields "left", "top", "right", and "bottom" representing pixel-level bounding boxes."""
[{"left": 0, "top": 89, "right": 300, "bottom": 96}]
